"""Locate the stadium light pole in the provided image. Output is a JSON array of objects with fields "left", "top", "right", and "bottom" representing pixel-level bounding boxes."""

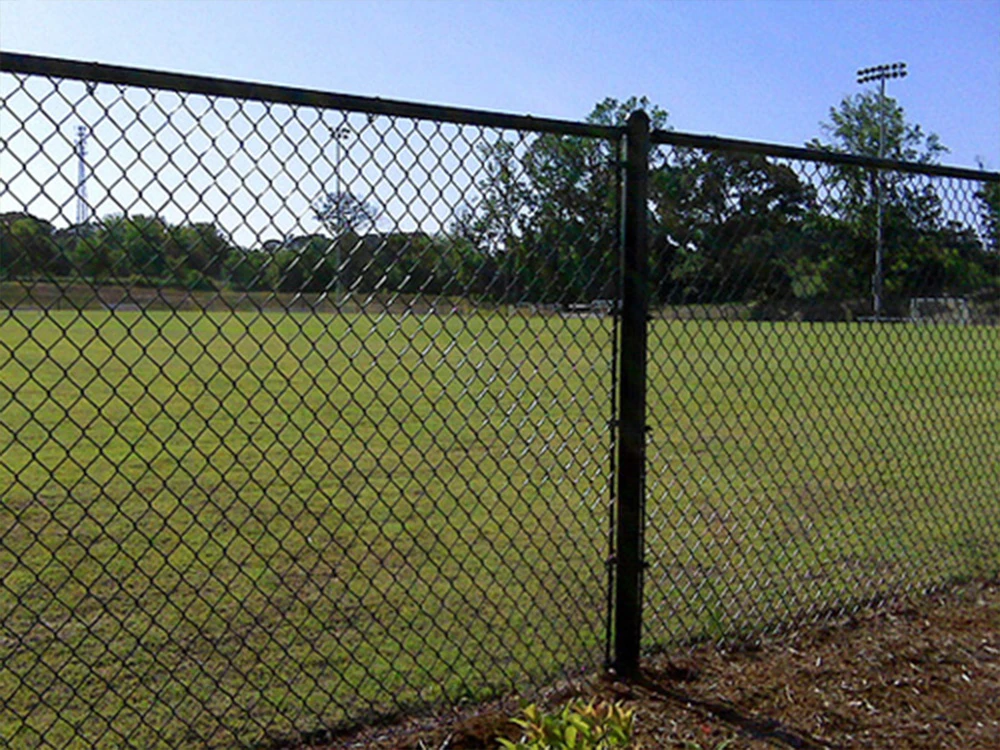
[
  {"left": 331, "top": 124, "right": 351, "bottom": 304},
  {"left": 857, "top": 62, "right": 907, "bottom": 321}
]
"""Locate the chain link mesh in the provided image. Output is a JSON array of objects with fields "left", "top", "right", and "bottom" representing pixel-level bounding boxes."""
[
  {"left": 1, "top": 70, "right": 619, "bottom": 748},
  {"left": 642, "top": 139, "right": 1000, "bottom": 648},
  {"left": 3, "top": 57, "right": 1000, "bottom": 750}
]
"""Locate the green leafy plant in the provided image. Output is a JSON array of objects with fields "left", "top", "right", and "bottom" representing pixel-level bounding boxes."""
[{"left": 497, "top": 699, "right": 637, "bottom": 749}]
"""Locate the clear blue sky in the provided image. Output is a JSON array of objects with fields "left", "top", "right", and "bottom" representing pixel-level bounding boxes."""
[{"left": 2, "top": 0, "right": 997, "bottom": 170}]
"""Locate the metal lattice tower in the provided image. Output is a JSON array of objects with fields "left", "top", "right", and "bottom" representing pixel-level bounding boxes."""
[{"left": 75, "top": 125, "right": 89, "bottom": 225}]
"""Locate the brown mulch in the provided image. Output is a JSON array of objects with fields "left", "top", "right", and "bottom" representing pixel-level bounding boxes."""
[{"left": 310, "top": 580, "right": 1000, "bottom": 749}]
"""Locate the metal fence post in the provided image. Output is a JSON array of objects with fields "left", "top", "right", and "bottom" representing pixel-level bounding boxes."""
[{"left": 613, "top": 110, "right": 650, "bottom": 679}]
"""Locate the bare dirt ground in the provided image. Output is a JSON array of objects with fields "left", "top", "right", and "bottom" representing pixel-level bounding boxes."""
[{"left": 317, "top": 579, "right": 999, "bottom": 749}]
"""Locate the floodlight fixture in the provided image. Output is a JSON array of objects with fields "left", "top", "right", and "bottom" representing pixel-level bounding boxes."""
[
  {"left": 329, "top": 124, "right": 352, "bottom": 201},
  {"left": 856, "top": 62, "right": 908, "bottom": 84}
]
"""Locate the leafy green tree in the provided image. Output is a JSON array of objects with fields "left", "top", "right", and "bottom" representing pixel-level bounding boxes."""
[
  {"left": 225, "top": 246, "right": 278, "bottom": 291},
  {"left": 445, "top": 204, "right": 507, "bottom": 298},
  {"left": 73, "top": 215, "right": 128, "bottom": 280},
  {"left": 810, "top": 91, "right": 948, "bottom": 163},
  {"left": 313, "top": 190, "right": 380, "bottom": 234},
  {"left": 0, "top": 214, "right": 66, "bottom": 278},
  {"left": 306, "top": 191, "right": 382, "bottom": 295},
  {"left": 65, "top": 214, "right": 237, "bottom": 289},
  {"left": 650, "top": 150, "right": 816, "bottom": 304},
  {"left": 170, "top": 222, "right": 234, "bottom": 279},
  {"left": 74, "top": 214, "right": 172, "bottom": 280},
  {"left": 804, "top": 92, "right": 996, "bottom": 304},
  {"left": 271, "top": 235, "right": 338, "bottom": 293},
  {"left": 468, "top": 97, "right": 668, "bottom": 303},
  {"left": 124, "top": 215, "right": 175, "bottom": 278},
  {"left": 808, "top": 91, "right": 948, "bottom": 239}
]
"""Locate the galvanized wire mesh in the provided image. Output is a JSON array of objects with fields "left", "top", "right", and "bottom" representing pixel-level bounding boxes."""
[
  {"left": 1, "top": 66, "right": 620, "bottom": 748},
  {"left": 642, "top": 139, "right": 1000, "bottom": 648}
]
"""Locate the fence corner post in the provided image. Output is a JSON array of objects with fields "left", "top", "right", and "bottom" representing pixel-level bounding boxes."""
[{"left": 613, "top": 109, "right": 650, "bottom": 680}]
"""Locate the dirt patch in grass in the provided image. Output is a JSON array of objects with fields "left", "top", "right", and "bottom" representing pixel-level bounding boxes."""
[{"left": 315, "top": 579, "right": 999, "bottom": 749}]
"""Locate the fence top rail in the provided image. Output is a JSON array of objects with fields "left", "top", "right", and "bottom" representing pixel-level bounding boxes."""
[
  {"left": 3, "top": 50, "right": 996, "bottom": 184},
  {"left": 652, "top": 128, "right": 1000, "bottom": 183},
  {"left": 0, "top": 50, "right": 622, "bottom": 141}
]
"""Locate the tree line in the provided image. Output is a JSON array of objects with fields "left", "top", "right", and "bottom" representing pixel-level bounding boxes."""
[
  {"left": 463, "top": 95, "right": 999, "bottom": 314},
  {"left": 2, "top": 92, "right": 998, "bottom": 315}
]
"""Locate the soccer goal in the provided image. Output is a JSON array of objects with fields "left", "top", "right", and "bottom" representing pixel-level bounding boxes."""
[{"left": 909, "top": 296, "right": 972, "bottom": 325}]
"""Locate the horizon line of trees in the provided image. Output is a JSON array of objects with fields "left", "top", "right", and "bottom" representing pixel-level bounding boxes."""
[{"left": 2, "top": 93, "right": 998, "bottom": 313}]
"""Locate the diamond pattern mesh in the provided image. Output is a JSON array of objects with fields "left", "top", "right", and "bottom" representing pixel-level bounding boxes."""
[
  {"left": 2, "top": 58, "right": 999, "bottom": 750},
  {"left": 1, "top": 71, "right": 618, "bottom": 748},
  {"left": 642, "top": 140, "right": 1000, "bottom": 648}
]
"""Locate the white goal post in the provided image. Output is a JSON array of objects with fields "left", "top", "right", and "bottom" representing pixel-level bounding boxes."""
[{"left": 909, "top": 297, "right": 972, "bottom": 325}]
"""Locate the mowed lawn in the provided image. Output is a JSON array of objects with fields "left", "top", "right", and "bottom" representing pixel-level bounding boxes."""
[
  {"left": 1, "top": 309, "right": 616, "bottom": 749},
  {"left": 641, "top": 318, "right": 1000, "bottom": 644},
  {"left": 3, "top": 308, "right": 1000, "bottom": 748}
]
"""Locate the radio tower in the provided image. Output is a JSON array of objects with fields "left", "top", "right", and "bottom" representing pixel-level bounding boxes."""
[{"left": 75, "top": 126, "right": 90, "bottom": 226}]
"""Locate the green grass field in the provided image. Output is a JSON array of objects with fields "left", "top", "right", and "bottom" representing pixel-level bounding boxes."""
[
  {"left": 642, "top": 318, "right": 1000, "bottom": 642},
  {"left": 2, "top": 308, "right": 999, "bottom": 748}
]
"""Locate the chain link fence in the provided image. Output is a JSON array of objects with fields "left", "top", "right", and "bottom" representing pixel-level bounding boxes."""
[
  {"left": 642, "top": 135, "right": 1000, "bottom": 648},
  {"left": 1, "top": 55, "right": 620, "bottom": 748},
  {"left": 2, "top": 53, "right": 999, "bottom": 749}
]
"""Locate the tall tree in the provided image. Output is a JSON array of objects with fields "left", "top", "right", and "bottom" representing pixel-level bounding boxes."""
[
  {"left": 804, "top": 92, "right": 993, "bottom": 304},
  {"left": 650, "top": 151, "right": 817, "bottom": 304},
  {"left": 305, "top": 191, "right": 382, "bottom": 296},
  {"left": 313, "top": 190, "right": 380, "bottom": 235},
  {"left": 170, "top": 222, "right": 234, "bottom": 280},
  {"left": 810, "top": 91, "right": 948, "bottom": 163},
  {"left": 808, "top": 91, "right": 949, "bottom": 233},
  {"left": 0, "top": 213, "right": 66, "bottom": 278},
  {"left": 468, "top": 96, "right": 669, "bottom": 303}
]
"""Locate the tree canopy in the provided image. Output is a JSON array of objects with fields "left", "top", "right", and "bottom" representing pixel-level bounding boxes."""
[
  {"left": 2, "top": 94, "right": 995, "bottom": 318},
  {"left": 810, "top": 91, "right": 948, "bottom": 163}
]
